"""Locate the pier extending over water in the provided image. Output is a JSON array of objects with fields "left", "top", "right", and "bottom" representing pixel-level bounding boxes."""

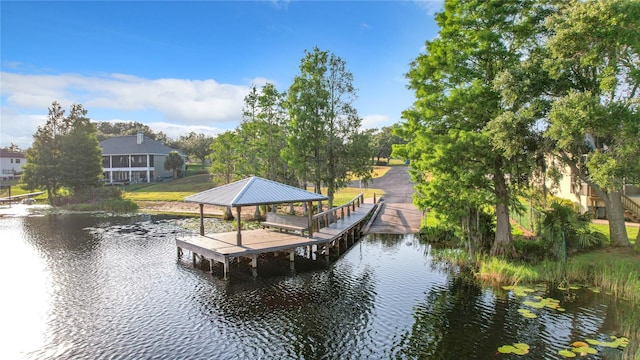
[
  {"left": 176, "top": 196, "right": 375, "bottom": 279},
  {"left": 175, "top": 176, "right": 379, "bottom": 279}
]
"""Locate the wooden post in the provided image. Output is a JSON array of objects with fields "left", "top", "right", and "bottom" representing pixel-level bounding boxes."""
[
  {"left": 289, "top": 249, "right": 295, "bottom": 262},
  {"left": 307, "top": 201, "right": 313, "bottom": 237},
  {"left": 177, "top": 246, "right": 183, "bottom": 257},
  {"left": 192, "top": 252, "right": 197, "bottom": 266},
  {"left": 341, "top": 207, "right": 345, "bottom": 220},
  {"left": 223, "top": 257, "right": 229, "bottom": 280},
  {"left": 236, "top": 206, "right": 242, "bottom": 246},
  {"left": 199, "top": 204, "right": 205, "bottom": 236},
  {"left": 373, "top": 193, "right": 376, "bottom": 203},
  {"left": 252, "top": 254, "right": 258, "bottom": 269}
]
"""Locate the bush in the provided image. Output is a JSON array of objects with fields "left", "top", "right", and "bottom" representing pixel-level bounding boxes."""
[
  {"left": 58, "top": 186, "right": 138, "bottom": 213},
  {"left": 419, "top": 226, "right": 457, "bottom": 243},
  {"left": 513, "top": 239, "right": 550, "bottom": 263}
]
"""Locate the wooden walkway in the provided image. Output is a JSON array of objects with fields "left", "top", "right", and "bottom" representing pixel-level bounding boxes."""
[
  {"left": 0, "top": 191, "right": 45, "bottom": 204},
  {"left": 177, "top": 203, "right": 376, "bottom": 279}
]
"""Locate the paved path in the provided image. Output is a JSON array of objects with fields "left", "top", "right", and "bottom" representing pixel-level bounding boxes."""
[{"left": 365, "top": 166, "right": 423, "bottom": 234}]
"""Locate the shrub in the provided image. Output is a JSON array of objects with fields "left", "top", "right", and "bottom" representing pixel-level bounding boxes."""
[
  {"left": 513, "top": 239, "right": 550, "bottom": 263},
  {"left": 419, "top": 226, "right": 458, "bottom": 243}
]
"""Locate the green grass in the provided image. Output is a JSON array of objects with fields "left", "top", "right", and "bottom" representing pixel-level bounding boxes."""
[
  {"left": 123, "top": 173, "right": 385, "bottom": 206},
  {"left": 589, "top": 223, "right": 638, "bottom": 245},
  {"left": 474, "top": 248, "right": 640, "bottom": 303}
]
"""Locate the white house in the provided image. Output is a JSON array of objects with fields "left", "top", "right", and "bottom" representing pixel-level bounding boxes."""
[
  {"left": 100, "top": 133, "right": 186, "bottom": 184},
  {"left": 0, "top": 149, "right": 27, "bottom": 180}
]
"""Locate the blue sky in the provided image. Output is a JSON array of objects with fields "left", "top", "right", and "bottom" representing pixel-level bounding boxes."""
[{"left": 1, "top": 1, "right": 442, "bottom": 148}]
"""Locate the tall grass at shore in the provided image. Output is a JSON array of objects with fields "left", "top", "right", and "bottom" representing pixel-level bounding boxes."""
[{"left": 475, "top": 249, "right": 640, "bottom": 303}]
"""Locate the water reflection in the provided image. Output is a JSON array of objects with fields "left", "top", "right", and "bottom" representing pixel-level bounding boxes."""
[{"left": 0, "top": 214, "right": 636, "bottom": 359}]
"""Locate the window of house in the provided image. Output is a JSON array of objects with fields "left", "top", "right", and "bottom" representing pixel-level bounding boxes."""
[
  {"left": 10, "top": 159, "right": 13, "bottom": 164},
  {"left": 16, "top": 159, "right": 20, "bottom": 164}
]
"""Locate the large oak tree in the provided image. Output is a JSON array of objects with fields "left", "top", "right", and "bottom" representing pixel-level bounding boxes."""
[
  {"left": 543, "top": 0, "right": 640, "bottom": 247},
  {"left": 396, "top": 0, "right": 548, "bottom": 256}
]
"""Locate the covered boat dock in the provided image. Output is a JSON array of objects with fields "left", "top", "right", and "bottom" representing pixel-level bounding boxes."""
[{"left": 175, "top": 177, "right": 377, "bottom": 279}]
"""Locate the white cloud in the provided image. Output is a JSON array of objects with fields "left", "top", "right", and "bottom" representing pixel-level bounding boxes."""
[
  {"left": 413, "top": 0, "right": 444, "bottom": 16},
  {"left": 361, "top": 114, "right": 391, "bottom": 130},
  {"left": 0, "top": 71, "right": 275, "bottom": 148}
]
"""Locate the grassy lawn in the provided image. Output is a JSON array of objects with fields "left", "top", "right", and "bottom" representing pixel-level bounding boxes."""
[
  {"left": 123, "top": 173, "right": 386, "bottom": 205},
  {"left": 590, "top": 222, "right": 638, "bottom": 245}
]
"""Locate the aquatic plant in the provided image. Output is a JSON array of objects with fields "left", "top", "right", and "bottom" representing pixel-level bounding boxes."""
[{"left": 497, "top": 343, "right": 530, "bottom": 355}]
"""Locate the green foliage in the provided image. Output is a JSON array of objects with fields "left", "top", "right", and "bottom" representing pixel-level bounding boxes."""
[
  {"left": 164, "top": 151, "right": 185, "bottom": 179},
  {"left": 22, "top": 102, "right": 104, "bottom": 204},
  {"left": 285, "top": 47, "right": 373, "bottom": 207},
  {"left": 59, "top": 186, "right": 138, "bottom": 213},
  {"left": 209, "top": 130, "right": 243, "bottom": 185},
  {"left": 541, "top": 199, "right": 604, "bottom": 256},
  {"left": 542, "top": 0, "right": 640, "bottom": 247},
  {"left": 175, "top": 132, "right": 214, "bottom": 169},
  {"left": 370, "top": 125, "right": 405, "bottom": 164},
  {"left": 239, "top": 83, "right": 292, "bottom": 184},
  {"left": 513, "top": 239, "right": 550, "bottom": 263},
  {"left": 95, "top": 121, "right": 170, "bottom": 143},
  {"left": 396, "top": 0, "right": 549, "bottom": 256},
  {"left": 419, "top": 226, "right": 457, "bottom": 244}
]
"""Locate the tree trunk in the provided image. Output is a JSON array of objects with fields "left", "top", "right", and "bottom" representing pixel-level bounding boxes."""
[
  {"left": 560, "top": 152, "right": 631, "bottom": 247},
  {"left": 491, "top": 170, "right": 512, "bottom": 256},
  {"left": 224, "top": 206, "right": 234, "bottom": 221},
  {"left": 603, "top": 191, "right": 630, "bottom": 247}
]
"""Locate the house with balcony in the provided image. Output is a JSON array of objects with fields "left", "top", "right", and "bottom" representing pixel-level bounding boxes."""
[
  {"left": 0, "top": 149, "right": 27, "bottom": 180},
  {"left": 100, "top": 133, "right": 186, "bottom": 184},
  {"left": 547, "top": 159, "right": 640, "bottom": 222}
]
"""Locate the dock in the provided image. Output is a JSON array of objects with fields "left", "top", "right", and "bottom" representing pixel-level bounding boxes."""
[{"left": 177, "top": 195, "right": 376, "bottom": 279}]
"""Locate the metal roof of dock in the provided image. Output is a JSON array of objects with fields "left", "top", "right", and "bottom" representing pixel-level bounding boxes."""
[{"left": 184, "top": 176, "right": 328, "bottom": 206}]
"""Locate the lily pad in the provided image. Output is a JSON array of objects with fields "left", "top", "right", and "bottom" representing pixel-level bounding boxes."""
[
  {"left": 558, "top": 349, "right": 577, "bottom": 357},
  {"left": 498, "top": 345, "right": 516, "bottom": 354},
  {"left": 498, "top": 343, "right": 529, "bottom": 356},
  {"left": 585, "top": 339, "right": 600, "bottom": 346},
  {"left": 571, "top": 341, "right": 588, "bottom": 348},
  {"left": 513, "top": 343, "right": 530, "bottom": 351},
  {"left": 572, "top": 346, "right": 597, "bottom": 355}
]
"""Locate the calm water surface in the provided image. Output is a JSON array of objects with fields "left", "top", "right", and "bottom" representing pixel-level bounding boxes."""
[{"left": 1, "top": 208, "right": 637, "bottom": 359}]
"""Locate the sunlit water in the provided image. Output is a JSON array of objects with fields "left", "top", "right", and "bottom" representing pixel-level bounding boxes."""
[{"left": 0, "top": 209, "right": 637, "bottom": 359}]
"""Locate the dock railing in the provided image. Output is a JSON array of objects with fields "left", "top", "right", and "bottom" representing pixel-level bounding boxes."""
[{"left": 312, "top": 193, "right": 365, "bottom": 230}]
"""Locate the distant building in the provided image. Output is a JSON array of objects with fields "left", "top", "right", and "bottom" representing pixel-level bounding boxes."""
[
  {"left": 100, "top": 133, "right": 186, "bottom": 184},
  {"left": 546, "top": 156, "right": 640, "bottom": 220},
  {"left": 0, "top": 149, "right": 27, "bottom": 180}
]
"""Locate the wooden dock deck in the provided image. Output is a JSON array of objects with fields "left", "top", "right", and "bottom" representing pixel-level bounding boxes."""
[{"left": 177, "top": 202, "right": 376, "bottom": 279}]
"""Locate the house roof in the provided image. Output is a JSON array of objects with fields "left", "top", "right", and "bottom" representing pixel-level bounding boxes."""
[
  {"left": 100, "top": 135, "right": 185, "bottom": 156},
  {"left": 184, "top": 176, "right": 328, "bottom": 207},
  {"left": 0, "top": 149, "right": 26, "bottom": 158}
]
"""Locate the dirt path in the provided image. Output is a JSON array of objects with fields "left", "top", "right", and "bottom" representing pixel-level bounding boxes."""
[{"left": 365, "top": 166, "right": 423, "bottom": 234}]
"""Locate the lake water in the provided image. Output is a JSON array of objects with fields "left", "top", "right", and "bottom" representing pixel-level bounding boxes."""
[{"left": 1, "top": 207, "right": 637, "bottom": 359}]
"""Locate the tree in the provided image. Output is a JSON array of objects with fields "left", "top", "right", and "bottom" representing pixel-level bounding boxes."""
[
  {"left": 395, "top": 1, "right": 548, "bottom": 256},
  {"left": 59, "top": 105, "right": 103, "bottom": 192},
  {"left": 239, "top": 83, "right": 291, "bottom": 183},
  {"left": 209, "top": 130, "right": 244, "bottom": 185},
  {"left": 23, "top": 101, "right": 104, "bottom": 204},
  {"left": 371, "top": 125, "right": 405, "bottom": 164},
  {"left": 543, "top": 0, "right": 640, "bottom": 247},
  {"left": 164, "top": 151, "right": 184, "bottom": 179},
  {"left": 285, "top": 47, "right": 373, "bottom": 209},
  {"left": 176, "top": 132, "right": 214, "bottom": 168},
  {"left": 96, "top": 121, "right": 169, "bottom": 143}
]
